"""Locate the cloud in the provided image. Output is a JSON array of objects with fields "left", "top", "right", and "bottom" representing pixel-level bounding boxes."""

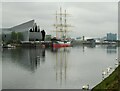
[{"left": 2, "top": 2, "right": 118, "bottom": 37}]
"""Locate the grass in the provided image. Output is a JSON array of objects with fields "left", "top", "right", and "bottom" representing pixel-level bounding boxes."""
[{"left": 92, "top": 65, "right": 120, "bottom": 91}]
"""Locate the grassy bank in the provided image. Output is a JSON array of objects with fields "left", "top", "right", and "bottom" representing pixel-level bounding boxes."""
[{"left": 92, "top": 65, "right": 120, "bottom": 91}]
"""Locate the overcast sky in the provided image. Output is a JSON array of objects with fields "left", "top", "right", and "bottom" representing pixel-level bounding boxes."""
[{"left": 2, "top": 2, "right": 118, "bottom": 38}]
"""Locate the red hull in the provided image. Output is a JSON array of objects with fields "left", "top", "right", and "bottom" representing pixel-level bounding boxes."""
[{"left": 52, "top": 43, "right": 71, "bottom": 48}]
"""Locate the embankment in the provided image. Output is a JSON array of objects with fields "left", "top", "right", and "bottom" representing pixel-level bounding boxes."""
[{"left": 92, "top": 65, "right": 120, "bottom": 91}]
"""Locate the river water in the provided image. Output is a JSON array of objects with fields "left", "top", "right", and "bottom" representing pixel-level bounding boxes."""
[{"left": 2, "top": 45, "right": 118, "bottom": 89}]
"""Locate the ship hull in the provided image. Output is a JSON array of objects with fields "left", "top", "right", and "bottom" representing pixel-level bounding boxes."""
[{"left": 52, "top": 41, "right": 71, "bottom": 48}]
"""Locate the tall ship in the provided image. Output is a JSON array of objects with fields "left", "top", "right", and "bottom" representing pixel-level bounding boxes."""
[{"left": 51, "top": 7, "right": 72, "bottom": 48}]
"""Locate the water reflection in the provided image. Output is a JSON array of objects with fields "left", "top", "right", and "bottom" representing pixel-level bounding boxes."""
[
  {"left": 3, "top": 48, "right": 45, "bottom": 72},
  {"left": 84, "top": 44, "right": 96, "bottom": 48},
  {"left": 51, "top": 48, "right": 70, "bottom": 87},
  {"left": 2, "top": 45, "right": 118, "bottom": 89},
  {"left": 73, "top": 44, "right": 96, "bottom": 53},
  {"left": 80, "top": 44, "right": 117, "bottom": 54},
  {"left": 106, "top": 45, "right": 117, "bottom": 54}
]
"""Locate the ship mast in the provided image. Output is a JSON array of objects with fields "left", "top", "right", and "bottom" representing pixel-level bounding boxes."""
[
  {"left": 60, "top": 7, "right": 63, "bottom": 38},
  {"left": 64, "top": 9, "right": 67, "bottom": 38},
  {"left": 56, "top": 11, "right": 58, "bottom": 38},
  {"left": 53, "top": 7, "right": 71, "bottom": 39}
]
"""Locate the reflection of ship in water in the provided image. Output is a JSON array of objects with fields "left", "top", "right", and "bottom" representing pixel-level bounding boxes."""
[
  {"left": 106, "top": 45, "right": 117, "bottom": 54},
  {"left": 51, "top": 47, "right": 70, "bottom": 53},
  {"left": 2, "top": 48, "right": 46, "bottom": 72},
  {"left": 51, "top": 48, "right": 70, "bottom": 87}
]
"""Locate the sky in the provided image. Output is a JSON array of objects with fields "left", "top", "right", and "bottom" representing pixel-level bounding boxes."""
[{"left": 1, "top": 2, "right": 118, "bottom": 38}]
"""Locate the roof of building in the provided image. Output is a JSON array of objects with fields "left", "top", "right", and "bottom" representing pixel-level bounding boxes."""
[
  {"left": 2, "top": 20, "right": 35, "bottom": 33},
  {"left": 11, "top": 20, "right": 34, "bottom": 29},
  {"left": 11, "top": 20, "right": 35, "bottom": 32}
]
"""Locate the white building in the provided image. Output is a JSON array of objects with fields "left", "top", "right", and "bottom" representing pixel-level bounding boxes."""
[{"left": 2, "top": 20, "right": 42, "bottom": 42}]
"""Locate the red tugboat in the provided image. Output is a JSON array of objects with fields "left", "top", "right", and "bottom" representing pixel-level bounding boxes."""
[{"left": 52, "top": 7, "right": 72, "bottom": 48}]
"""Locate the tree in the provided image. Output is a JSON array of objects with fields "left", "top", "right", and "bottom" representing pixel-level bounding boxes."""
[
  {"left": 35, "top": 25, "right": 37, "bottom": 32},
  {"left": 17, "top": 32, "right": 23, "bottom": 41},
  {"left": 11, "top": 31, "right": 23, "bottom": 43},
  {"left": 11, "top": 31, "right": 17, "bottom": 42}
]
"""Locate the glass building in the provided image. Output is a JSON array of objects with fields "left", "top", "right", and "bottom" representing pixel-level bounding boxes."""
[{"left": 107, "top": 33, "right": 117, "bottom": 41}]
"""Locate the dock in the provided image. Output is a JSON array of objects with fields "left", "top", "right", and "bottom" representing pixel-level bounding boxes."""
[{"left": 21, "top": 41, "right": 52, "bottom": 48}]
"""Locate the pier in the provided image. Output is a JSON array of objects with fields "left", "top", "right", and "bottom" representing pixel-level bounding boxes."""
[
  {"left": 21, "top": 41, "right": 52, "bottom": 48},
  {"left": 2, "top": 40, "right": 120, "bottom": 48}
]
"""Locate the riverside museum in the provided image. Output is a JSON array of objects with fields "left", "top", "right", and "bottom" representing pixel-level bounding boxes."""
[{"left": 2, "top": 20, "right": 42, "bottom": 42}]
